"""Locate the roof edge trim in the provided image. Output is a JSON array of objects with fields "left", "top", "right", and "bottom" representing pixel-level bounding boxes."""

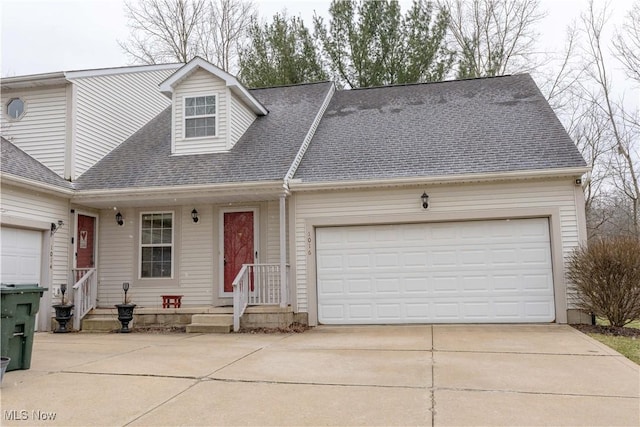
[
  {"left": 289, "top": 167, "right": 591, "bottom": 191},
  {"left": 284, "top": 82, "right": 336, "bottom": 188},
  {"left": 73, "top": 180, "right": 285, "bottom": 199},
  {"left": 1, "top": 72, "right": 69, "bottom": 90},
  {"left": 158, "top": 57, "right": 267, "bottom": 115},
  {"left": 1, "top": 173, "right": 75, "bottom": 197},
  {"left": 65, "top": 63, "right": 182, "bottom": 80}
]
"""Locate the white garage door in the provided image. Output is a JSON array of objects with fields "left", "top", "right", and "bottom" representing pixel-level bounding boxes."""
[
  {"left": 316, "top": 218, "right": 555, "bottom": 324},
  {"left": 1, "top": 227, "right": 42, "bottom": 284}
]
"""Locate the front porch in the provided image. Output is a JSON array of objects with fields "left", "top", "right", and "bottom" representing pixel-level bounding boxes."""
[
  {"left": 65, "top": 185, "right": 295, "bottom": 333},
  {"left": 71, "top": 262, "right": 296, "bottom": 333},
  {"left": 80, "top": 305, "right": 301, "bottom": 333}
]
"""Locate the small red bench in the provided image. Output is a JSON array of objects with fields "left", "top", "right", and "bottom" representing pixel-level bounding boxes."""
[{"left": 161, "top": 295, "right": 183, "bottom": 308}]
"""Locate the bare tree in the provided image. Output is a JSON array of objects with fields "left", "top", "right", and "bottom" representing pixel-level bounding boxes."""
[
  {"left": 613, "top": 0, "right": 640, "bottom": 83},
  {"left": 120, "top": 0, "right": 255, "bottom": 71},
  {"left": 197, "top": 0, "right": 256, "bottom": 73},
  {"left": 120, "top": 0, "right": 207, "bottom": 64},
  {"left": 580, "top": 1, "right": 640, "bottom": 236},
  {"left": 438, "top": 0, "right": 546, "bottom": 78}
]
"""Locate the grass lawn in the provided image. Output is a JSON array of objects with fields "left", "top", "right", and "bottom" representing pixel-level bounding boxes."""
[
  {"left": 586, "top": 319, "right": 640, "bottom": 365},
  {"left": 587, "top": 333, "right": 640, "bottom": 364}
]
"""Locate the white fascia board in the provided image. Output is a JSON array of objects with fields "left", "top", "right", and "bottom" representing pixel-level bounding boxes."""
[
  {"left": 64, "top": 63, "right": 182, "bottom": 80},
  {"left": 1, "top": 72, "right": 68, "bottom": 90},
  {"left": 158, "top": 57, "right": 267, "bottom": 115},
  {"left": 72, "top": 180, "right": 286, "bottom": 202},
  {"left": 1, "top": 173, "right": 74, "bottom": 197},
  {"left": 288, "top": 167, "right": 591, "bottom": 191}
]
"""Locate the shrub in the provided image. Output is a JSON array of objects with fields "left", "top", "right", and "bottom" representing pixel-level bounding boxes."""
[{"left": 567, "top": 236, "right": 640, "bottom": 327}]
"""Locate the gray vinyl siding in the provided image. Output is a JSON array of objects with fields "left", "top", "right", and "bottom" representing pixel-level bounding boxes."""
[
  {"left": 1, "top": 86, "right": 68, "bottom": 177},
  {"left": 172, "top": 68, "right": 228, "bottom": 155},
  {"left": 229, "top": 93, "right": 256, "bottom": 149},
  {"left": 72, "top": 68, "right": 176, "bottom": 179},
  {"left": 96, "top": 201, "right": 283, "bottom": 307},
  {"left": 292, "top": 179, "right": 583, "bottom": 316}
]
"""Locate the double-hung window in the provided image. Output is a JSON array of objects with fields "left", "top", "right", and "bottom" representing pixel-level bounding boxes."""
[
  {"left": 184, "top": 95, "right": 216, "bottom": 138},
  {"left": 140, "top": 212, "right": 173, "bottom": 278}
]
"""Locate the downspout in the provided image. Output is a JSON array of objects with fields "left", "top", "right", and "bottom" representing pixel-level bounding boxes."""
[{"left": 280, "top": 82, "right": 336, "bottom": 308}]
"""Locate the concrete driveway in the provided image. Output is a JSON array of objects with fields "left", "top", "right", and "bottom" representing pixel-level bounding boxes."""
[{"left": 1, "top": 325, "right": 638, "bottom": 426}]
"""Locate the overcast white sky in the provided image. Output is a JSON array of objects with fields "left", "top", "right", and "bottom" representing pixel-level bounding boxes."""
[{"left": 0, "top": 0, "right": 637, "bottom": 108}]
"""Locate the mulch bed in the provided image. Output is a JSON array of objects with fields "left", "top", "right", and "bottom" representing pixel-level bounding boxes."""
[
  {"left": 572, "top": 324, "right": 640, "bottom": 338},
  {"left": 238, "top": 323, "right": 310, "bottom": 334},
  {"left": 126, "top": 324, "right": 311, "bottom": 334}
]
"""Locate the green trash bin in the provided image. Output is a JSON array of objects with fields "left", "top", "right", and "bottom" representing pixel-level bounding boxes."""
[{"left": 1, "top": 284, "right": 47, "bottom": 371}]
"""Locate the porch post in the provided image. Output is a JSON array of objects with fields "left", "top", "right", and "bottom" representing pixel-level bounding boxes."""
[{"left": 279, "top": 194, "right": 287, "bottom": 307}]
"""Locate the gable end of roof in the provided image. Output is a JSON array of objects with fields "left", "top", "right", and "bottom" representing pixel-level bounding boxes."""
[{"left": 159, "top": 56, "right": 268, "bottom": 116}]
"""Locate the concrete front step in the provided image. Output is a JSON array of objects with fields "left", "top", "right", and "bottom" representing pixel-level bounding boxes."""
[
  {"left": 190, "top": 314, "right": 233, "bottom": 325},
  {"left": 81, "top": 316, "right": 121, "bottom": 332},
  {"left": 186, "top": 314, "right": 233, "bottom": 333}
]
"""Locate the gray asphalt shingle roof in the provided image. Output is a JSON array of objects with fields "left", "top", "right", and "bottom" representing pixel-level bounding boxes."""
[
  {"left": 294, "top": 74, "right": 586, "bottom": 183},
  {"left": 1, "top": 137, "right": 72, "bottom": 189},
  {"left": 74, "top": 82, "right": 333, "bottom": 190}
]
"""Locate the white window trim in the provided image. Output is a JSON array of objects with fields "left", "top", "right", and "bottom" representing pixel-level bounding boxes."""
[
  {"left": 183, "top": 94, "right": 217, "bottom": 139},
  {"left": 5, "top": 97, "right": 27, "bottom": 121},
  {"left": 139, "top": 211, "right": 175, "bottom": 280}
]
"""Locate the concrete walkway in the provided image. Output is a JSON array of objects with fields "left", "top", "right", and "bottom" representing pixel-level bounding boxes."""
[{"left": 1, "top": 325, "right": 638, "bottom": 426}]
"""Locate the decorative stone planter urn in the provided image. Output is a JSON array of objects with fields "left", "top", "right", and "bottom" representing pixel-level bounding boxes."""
[
  {"left": 115, "top": 282, "right": 135, "bottom": 333},
  {"left": 53, "top": 284, "right": 74, "bottom": 333},
  {"left": 115, "top": 303, "right": 136, "bottom": 333}
]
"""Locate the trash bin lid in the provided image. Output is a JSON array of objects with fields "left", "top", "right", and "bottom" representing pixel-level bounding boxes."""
[{"left": 0, "top": 284, "right": 48, "bottom": 294}]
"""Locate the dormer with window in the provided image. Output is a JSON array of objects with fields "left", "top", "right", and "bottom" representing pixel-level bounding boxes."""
[{"left": 159, "top": 57, "right": 267, "bottom": 155}]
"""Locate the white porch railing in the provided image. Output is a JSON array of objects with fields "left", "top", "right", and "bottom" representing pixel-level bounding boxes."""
[
  {"left": 233, "top": 263, "right": 288, "bottom": 332},
  {"left": 72, "top": 268, "right": 97, "bottom": 330}
]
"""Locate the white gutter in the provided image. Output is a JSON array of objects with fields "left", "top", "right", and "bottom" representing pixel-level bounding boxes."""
[
  {"left": 1, "top": 173, "right": 74, "bottom": 197},
  {"left": 72, "top": 180, "right": 284, "bottom": 199},
  {"left": 1, "top": 72, "right": 68, "bottom": 90},
  {"left": 288, "top": 166, "right": 591, "bottom": 191},
  {"left": 283, "top": 83, "right": 336, "bottom": 192}
]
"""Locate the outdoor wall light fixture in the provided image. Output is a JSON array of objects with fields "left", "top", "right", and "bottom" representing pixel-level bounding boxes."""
[
  {"left": 50, "top": 220, "right": 64, "bottom": 233},
  {"left": 421, "top": 192, "right": 430, "bottom": 209},
  {"left": 191, "top": 208, "right": 199, "bottom": 223},
  {"left": 115, "top": 212, "right": 124, "bottom": 226}
]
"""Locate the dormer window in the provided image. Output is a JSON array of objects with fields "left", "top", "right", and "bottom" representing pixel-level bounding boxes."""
[{"left": 184, "top": 95, "right": 216, "bottom": 138}]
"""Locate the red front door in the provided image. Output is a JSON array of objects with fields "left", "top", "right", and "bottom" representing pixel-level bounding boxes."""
[
  {"left": 77, "top": 215, "right": 95, "bottom": 268},
  {"left": 223, "top": 211, "right": 255, "bottom": 293}
]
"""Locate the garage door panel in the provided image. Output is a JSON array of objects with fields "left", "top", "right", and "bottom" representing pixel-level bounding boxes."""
[
  {"left": 1, "top": 227, "right": 42, "bottom": 284},
  {"left": 317, "top": 218, "right": 555, "bottom": 324}
]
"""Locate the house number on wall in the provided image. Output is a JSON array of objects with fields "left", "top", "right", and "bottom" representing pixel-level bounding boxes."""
[{"left": 307, "top": 231, "right": 312, "bottom": 255}]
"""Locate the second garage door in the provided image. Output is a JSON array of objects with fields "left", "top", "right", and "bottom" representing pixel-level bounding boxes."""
[
  {"left": 316, "top": 218, "right": 555, "bottom": 324},
  {"left": 1, "top": 227, "right": 42, "bottom": 284}
]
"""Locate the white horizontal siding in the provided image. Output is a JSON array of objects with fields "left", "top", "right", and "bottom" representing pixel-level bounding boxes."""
[
  {"left": 0, "top": 185, "right": 70, "bottom": 296},
  {"left": 173, "top": 68, "right": 228, "bottom": 155},
  {"left": 293, "top": 179, "right": 583, "bottom": 314},
  {"left": 229, "top": 93, "right": 255, "bottom": 149},
  {"left": 179, "top": 205, "right": 215, "bottom": 303},
  {"left": 96, "top": 202, "right": 282, "bottom": 307},
  {"left": 96, "top": 208, "right": 135, "bottom": 306},
  {"left": 1, "top": 87, "right": 67, "bottom": 176},
  {"left": 72, "top": 68, "right": 176, "bottom": 178}
]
